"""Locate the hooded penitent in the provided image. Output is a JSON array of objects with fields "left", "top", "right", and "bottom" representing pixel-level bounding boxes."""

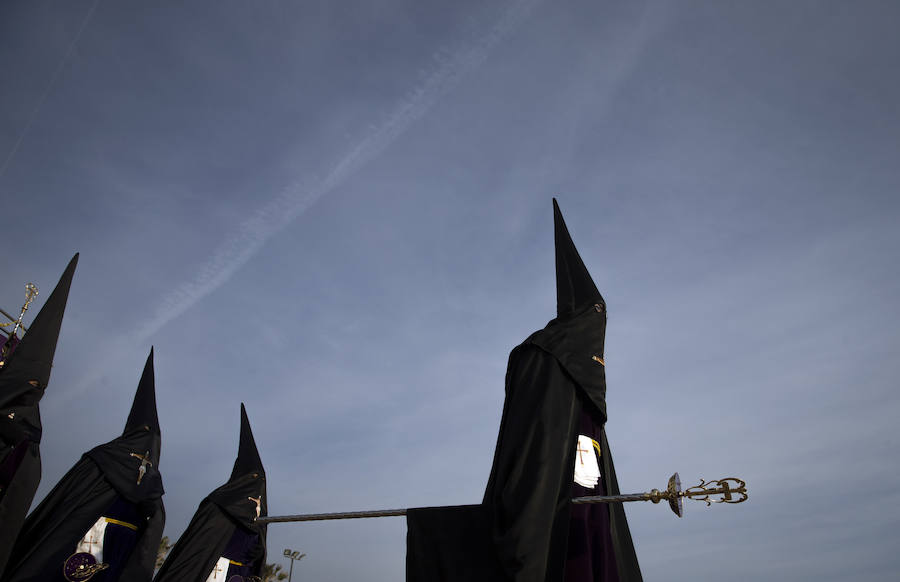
[
  {"left": 154, "top": 403, "right": 267, "bottom": 582},
  {"left": 406, "top": 200, "right": 642, "bottom": 581},
  {"left": 3, "top": 349, "right": 165, "bottom": 582},
  {"left": 0, "top": 254, "right": 78, "bottom": 574}
]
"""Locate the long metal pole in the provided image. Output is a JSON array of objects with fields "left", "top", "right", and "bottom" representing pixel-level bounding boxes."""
[
  {"left": 262, "top": 507, "right": 407, "bottom": 524},
  {"left": 257, "top": 494, "right": 652, "bottom": 524},
  {"left": 288, "top": 558, "right": 294, "bottom": 582},
  {"left": 257, "top": 475, "right": 747, "bottom": 524}
]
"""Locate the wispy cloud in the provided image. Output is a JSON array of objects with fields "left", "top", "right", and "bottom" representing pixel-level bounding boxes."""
[{"left": 131, "top": 0, "right": 542, "bottom": 343}]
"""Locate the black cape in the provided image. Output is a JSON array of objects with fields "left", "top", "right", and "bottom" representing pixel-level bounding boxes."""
[
  {"left": 4, "top": 349, "right": 165, "bottom": 582},
  {"left": 407, "top": 200, "right": 641, "bottom": 581},
  {"left": 0, "top": 254, "right": 78, "bottom": 573},
  {"left": 154, "top": 403, "right": 267, "bottom": 582}
]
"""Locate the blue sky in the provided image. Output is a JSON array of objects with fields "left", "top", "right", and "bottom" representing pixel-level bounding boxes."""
[{"left": 2, "top": 1, "right": 900, "bottom": 580}]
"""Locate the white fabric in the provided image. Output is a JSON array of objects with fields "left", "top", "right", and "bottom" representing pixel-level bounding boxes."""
[
  {"left": 573, "top": 434, "right": 601, "bottom": 489},
  {"left": 75, "top": 516, "right": 109, "bottom": 562},
  {"left": 205, "top": 556, "right": 232, "bottom": 582}
]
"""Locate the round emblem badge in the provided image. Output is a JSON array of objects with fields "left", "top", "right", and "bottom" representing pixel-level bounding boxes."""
[{"left": 63, "top": 552, "right": 109, "bottom": 581}]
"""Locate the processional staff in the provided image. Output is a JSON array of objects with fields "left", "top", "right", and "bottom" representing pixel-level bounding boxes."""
[
  {"left": 1, "top": 283, "right": 38, "bottom": 366},
  {"left": 0, "top": 283, "right": 38, "bottom": 339},
  {"left": 256, "top": 473, "right": 747, "bottom": 524}
]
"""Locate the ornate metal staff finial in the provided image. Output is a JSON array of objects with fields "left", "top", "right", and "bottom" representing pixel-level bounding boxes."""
[
  {"left": 1, "top": 283, "right": 39, "bottom": 338},
  {"left": 574, "top": 472, "right": 748, "bottom": 517},
  {"left": 1, "top": 283, "right": 38, "bottom": 366}
]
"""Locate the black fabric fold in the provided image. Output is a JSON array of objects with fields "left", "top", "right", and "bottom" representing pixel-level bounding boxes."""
[
  {"left": 0, "top": 253, "right": 78, "bottom": 574},
  {"left": 407, "top": 504, "right": 504, "bottom": 581}
]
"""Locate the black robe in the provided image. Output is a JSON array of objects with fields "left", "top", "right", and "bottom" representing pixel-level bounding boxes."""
[
  {"left": 407, "top": 306, "right": 640, "bottom": 582},
  {"left": 0, "top": 254, "right": 78, "bottom": 574},
  {"left": 407, "top": 200, "right": 641, "bottom": 581},
  {"left": 4, "top": 350, "right": 165, "bottom": 582},
  {"left": 3, "top": 434, "right": 166, "bottom": 581},
  {"left": 154, "top": 404, "right": 267, "bottom": 582},
  {"left": 0, "top": 395, "right": 43, "bottom": 574},
  {"left": 152, "top": 475, "right": 266, "bottom": 581}
]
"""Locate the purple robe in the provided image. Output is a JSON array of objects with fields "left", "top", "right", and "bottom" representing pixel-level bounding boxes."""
[
  {"left": 95, "top": 497, "right": 144, "bottom": 582},
  {"left": 58, "top": 497, "right": 144, "bottom": 582},
  {"left": 564, "top": 408, "right": 619, "bottom": 582},
  {"left": 221, "top": 527, "right": 260, "bottom": 580}
]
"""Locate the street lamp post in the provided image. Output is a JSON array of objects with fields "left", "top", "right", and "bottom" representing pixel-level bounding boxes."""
[{"left": 283, "top": 549, "right": 305, "bottom": 582}]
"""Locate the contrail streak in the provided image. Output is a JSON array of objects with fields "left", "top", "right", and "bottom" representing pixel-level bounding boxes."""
[
  {"left": 131, "top": 0, "right": 540, "bottom": 342},
  {"left": 0, "top": 0, "right": 102, "bottom": 181}
]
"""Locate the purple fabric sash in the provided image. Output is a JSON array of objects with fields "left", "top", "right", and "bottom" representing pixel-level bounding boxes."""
[
  {"left": 222, "top": 528, "right": 260, "bottom": 578},
  {"left": 564, "top": 409, "right": 619, "bottom": 582}
]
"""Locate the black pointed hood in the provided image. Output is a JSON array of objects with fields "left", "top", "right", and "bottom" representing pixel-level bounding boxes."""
[
  {"left": 124, "top": 348, "right": 161, "bottom": 441},
  {"left": 231, "top": 403, "right": 265, "bottom": 481},
  {"left": 0, "top": 253, "right": 78, "bottom": 409},
  {"left": 525, "top": 200, "right": 608, "bottom": 420},
  {"left": 554, "top": 199, "right": 602, "bottom": 317},
  {"left": 207, "top": 404, "right": 267, "bottom": 527},
  {"left": 85, "top": 348, "right": 164, "bottom": 503}
]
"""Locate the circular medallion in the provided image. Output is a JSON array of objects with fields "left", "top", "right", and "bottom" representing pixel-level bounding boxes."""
[{"left": 63, "top": 552, "right": 108, "bottom": 581}]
